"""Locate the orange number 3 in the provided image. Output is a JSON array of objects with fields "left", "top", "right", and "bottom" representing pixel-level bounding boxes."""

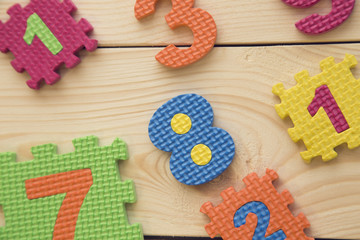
[
  {"left": 135, "top": 0, "right": 217, "bottom": 68},
  {"left": 25, "top": 169, "right": 93, "bottom": 240}
]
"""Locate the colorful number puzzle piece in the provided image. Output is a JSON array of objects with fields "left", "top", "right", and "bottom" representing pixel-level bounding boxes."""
[
  {"left": 273, "top": 54, "right": 360, "bottom": 162},
  {"left": 282, "top": 0, "right": 321, "bottom": 8},
  {"left": 0, "top": 0, "right": 98, "bottom": 89},
  {"left": 134, "top": 0, "right": 217, "bottom": 68},
  {"left": 0, "top": 136, "right": 143, "bottom": 240},
  {"left": 148, "top": 94, "right": 235, "bottom": 185},
  {"left": 200, "top": 169, "right": 313, "bottom": 240},
  {"left": 282, "top": 0, "right": 355, "bottom": 34}
]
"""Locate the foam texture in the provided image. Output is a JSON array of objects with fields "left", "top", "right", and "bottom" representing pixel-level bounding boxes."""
[
  {"left": 273, "top": 54, "right": 360, "bottom": 162},
  {"left": 0, "top": 0, "right": 97, "bottom": 89},
  {"left": 201, "top": 169, "right": 313, "bottom": 240},
  {"left": 148, "top": 94, "right": 235, "bottom": 185},
  {"left": 282, "top": 0, "right": 355, "bottom": 34},
  {"left": 135, "top": 0, "right": 216, "bottom": 68},
  {"left": 0, "top": 136, "right": 143, "bottom": 240}
]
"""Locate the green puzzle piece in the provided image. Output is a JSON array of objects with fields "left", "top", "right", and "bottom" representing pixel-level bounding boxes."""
[{"left": 0, "top": 136, "right": 143, "bottom": 240}]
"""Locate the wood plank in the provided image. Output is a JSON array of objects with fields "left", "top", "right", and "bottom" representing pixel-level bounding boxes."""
[
  {"left": 1, "top": 0, "right": 360, "bottom": 46},
  {"left": 1, "top": 45, "right": 360, "bottom": 239}
]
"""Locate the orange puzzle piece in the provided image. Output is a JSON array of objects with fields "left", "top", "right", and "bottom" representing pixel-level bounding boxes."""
[
  {"left": 200, "top": 169, "right": 313, "bottom": 240},
  {"left": 134, "top": 0, "right": 217, "bottom": 68}
]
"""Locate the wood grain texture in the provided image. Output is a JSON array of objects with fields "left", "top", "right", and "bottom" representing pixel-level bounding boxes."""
[
  {"left": 1, "top": 0, "right": 360, "bottom": 46},
  {"left": 0, "top": 45, "right": 360, "bottom": 239}
]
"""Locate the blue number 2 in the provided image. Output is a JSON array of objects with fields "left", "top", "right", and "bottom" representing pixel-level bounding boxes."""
[{"left": 234, "top": 201, "right": 287, "bottom": 240}]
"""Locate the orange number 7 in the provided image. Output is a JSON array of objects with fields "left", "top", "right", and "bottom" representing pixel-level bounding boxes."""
[
  {"left": 135, "top": 0, "right": 217, "bottom": 68},
  {"left": 25, "top": 169, "right": 93, "bottom": 240}
]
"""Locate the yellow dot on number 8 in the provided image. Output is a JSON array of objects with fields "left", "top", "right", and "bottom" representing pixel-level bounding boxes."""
[
  {"left": 171, "top": 113, "right": 192, "bottom": 134},
  {"left": 191, "top": 144, "right": 212, "bottom": 166}
]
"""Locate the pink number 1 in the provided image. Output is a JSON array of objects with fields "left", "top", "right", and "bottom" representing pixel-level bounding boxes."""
[{"left": 308, "top": 85, "right": 349, "bottom": 133}]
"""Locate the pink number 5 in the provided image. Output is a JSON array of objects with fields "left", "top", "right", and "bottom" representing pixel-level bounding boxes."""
[
  {"left": 282, "top": 0, "right": 355, "bottom": 34},
  {"left": 308, "top": 85, "right": 349, "bottom": 133}
]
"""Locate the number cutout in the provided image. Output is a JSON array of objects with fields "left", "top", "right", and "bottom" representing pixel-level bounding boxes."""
[
  {"left": 148, "top": 94, "right": 235, "bottom": 185},
  {"left": 282, "top": 0, "right": 355, "bottom": 34},
  {"left": 25, "top": 169, "right": 93, "bottom": 240},
  {"left": 23, "top": 13, "right": 63, "bottom": 55},
  {"left": 134, "top": 0, "right": 217, "bottom": 68},
  {"left": 308, "top": 85, "right": 349, "bottom": 133},
  {"left": 234, "top": 201, "right": 286, "bottom": 240},
  {"left": 282, "top": 0, "right": 320, "bottom": 8}
]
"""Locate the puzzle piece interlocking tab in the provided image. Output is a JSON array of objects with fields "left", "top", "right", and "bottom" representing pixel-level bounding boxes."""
[
  {"left": 273, "top": 54, "right": 360, "bottom": 162},
  {"left": 200, "top": 169, "right": 313, "bottom": 240},
  {"left": 0, "top": 0, "right": 97, "bottom": 89},
  {"left": 0, "top": 136, "right": 143, "bottom": 240}
]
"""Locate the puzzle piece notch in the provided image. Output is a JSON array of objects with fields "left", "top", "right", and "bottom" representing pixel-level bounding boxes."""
[
  {"left": 200, "top": 169, "right": 313, "bottom": 240},
  {"left": 61, "top": 0, "right": 77, "bottom": 14},
  {"left": 0, "top": 136, "right": 142, "bottom": 240},
  {"left": 273, "top": 54, "right": 360, "bottom": 162},
  {"left": 319, "top": 55, "right": 357, "bottom": 73},
  {"left": 0, "top": 4, "right": 21, "bottom": 53},
  {"left": 29, "top": 137, "right": 128, "bottom": 162},
  {"left": 30, "top": 143, "right": 57, "bottom": 161},
  {"left": 134, "top": 0, "right": 156, "bottom": 19},
  {"left": 0, "top": 0, "right": 98, "bottom": 89}
]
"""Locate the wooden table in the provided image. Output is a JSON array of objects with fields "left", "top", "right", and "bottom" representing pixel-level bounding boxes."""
[{"left": 1, "top": 0, "right": 360, "bottom": 239}]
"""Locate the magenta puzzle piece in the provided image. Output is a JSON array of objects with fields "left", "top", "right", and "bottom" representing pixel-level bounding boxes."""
[
  {"left": 282, "top": 0, "right": 321, "bottom": 8},
  {"left": 0, "top": 0, "right": 97, "bottom": 89},
  {"left": 282, "top": 0, "right": 355, "bottom": 34}
]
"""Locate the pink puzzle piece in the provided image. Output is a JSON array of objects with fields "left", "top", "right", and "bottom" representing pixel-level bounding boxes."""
[
  {"left": 282, "top": 0, "right": 355, "bottom": 34},
  {"left": 0, "top": 0, "right": 97, "bottom": 89},
  {"left": 282, "top": 0, "right": 321, "bottom": 8}
]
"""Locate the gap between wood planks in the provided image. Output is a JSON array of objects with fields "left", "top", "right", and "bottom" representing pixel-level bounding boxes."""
[{"left": 98, "top": 41, "right": 360, "bottom": 49}]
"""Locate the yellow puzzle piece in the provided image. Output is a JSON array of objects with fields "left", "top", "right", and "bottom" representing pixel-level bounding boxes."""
[{"left": 273, "top": 54, "right": 360, "bottom": 163}]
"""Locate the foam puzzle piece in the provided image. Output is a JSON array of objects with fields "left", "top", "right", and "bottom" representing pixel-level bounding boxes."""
[
  {"left": 200, "top": 169, "right": 313, "bottom": 240},
  {"left": 273, "top": 54, "right": 360, "bottom": 162},
  {"left": 282, "top": 0, "right": 355, "bottom": 34},
  {"left": 134, "top": 0, "right": 217, "bottom": 68},
  {"left": 148, "top": 94, "right": 235, "bottom": 185},
  {"left": 282, "top": 0, "right": 320, "bottom": 8},
  {"left": 0, "top": 136, "right": 143, "bottom": 240},
  {"left": 0, "top": 0, "right": 98, "bottom": 89}
]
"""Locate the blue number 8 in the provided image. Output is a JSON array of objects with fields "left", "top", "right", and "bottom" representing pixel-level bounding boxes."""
[{"left": 148, "top": 94, "right": 235, "bottom": 185}]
